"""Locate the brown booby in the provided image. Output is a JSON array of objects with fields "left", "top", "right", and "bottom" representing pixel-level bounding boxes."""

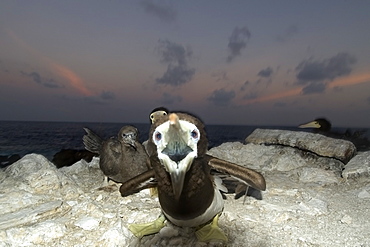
[
  {"left": 120, "top": 112, "right": 266, "bottom": 242},
  {"left": 299, "top": 118, "right": 370, "bottom": 151},
  {"left": 150, "top": 106, "right": 169, "bottom": 124},
  {"left": 83, "top": 126, "right": 151, "bottom": 184},
  {"left": 299, "top": 118, "right": 332, "bottom": 132}
]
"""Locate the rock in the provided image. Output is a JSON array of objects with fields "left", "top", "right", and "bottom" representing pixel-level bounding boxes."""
[
  {"left": 4, "top": 154, "right": 64, "bottom": 193},
  {"left": 357, "top": 189, "right": 370, "bottom": 199},
  {"left": 52, "top": 149, "right": 96, "bottom": 168},
  {"left": 340, "top": 214, "right": 352, "bottom": 224},
  {"left": 0, "top": 200, "right": 64, "bottom": 230},
  {"left": 1, "top": 140, "right": 370, "bottom": 246},
  {"left": 208, "top": 142, "right": 344, "bottom": 178},
  {"left": 74, "top": 216, "right": 101, "bottom": 231},
  {"left": 298, "top": 167, "right": 339, "bottom": 185},
  {"left": 342, "top": 151, "right": 370, "bottom": 179},
  {"left": 245, "top": 128, "right": 356, "bottom": 163}
]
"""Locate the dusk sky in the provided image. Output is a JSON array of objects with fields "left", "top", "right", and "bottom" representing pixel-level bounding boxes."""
[{"left": 1, "top": 1, "right": 370, "bottom": 127}]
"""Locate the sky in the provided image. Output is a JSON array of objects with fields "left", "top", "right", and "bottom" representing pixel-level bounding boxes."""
[{"left": 1, "top": 1, "right": 370, "bottom": 127}]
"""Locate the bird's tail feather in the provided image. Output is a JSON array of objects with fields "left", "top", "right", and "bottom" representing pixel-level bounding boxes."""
[{"left": 83, "top": 127, "right": 103, "bottom": 154}]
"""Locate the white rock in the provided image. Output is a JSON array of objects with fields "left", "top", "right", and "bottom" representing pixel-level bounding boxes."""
[
  {"left": 0, "top": 200, "right": 63, "bottom": 230},
  {"left": 99, "top": 228, "right": 128, "bottom": 246},
  {"left": 298, "top": 167, "right": 339, "bottom": 185},
  {"left": 357, "top": 189, "right": 370, "bottom": 199},
  {"left": 74, "top": 216, "right": 100, "bottom": 231},
  {"left": 1, "top": 146, "right": 370, "bottom": 246},
  {"left": 342, "top": 151, "right": 370, "bottom": 179},
  {"left": 159, "top": 226, "right": 179, "bottom": 238},
  {"left": 96, "top": 194, "right": 103, "bottom": 201},
  {"left": 340, "top": 215, "right": 352, "bottom": 224}
]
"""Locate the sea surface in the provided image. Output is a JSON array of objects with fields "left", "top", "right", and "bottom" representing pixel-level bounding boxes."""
[{"left": 0, "top": 121, "right": 369, "bottom": 160}]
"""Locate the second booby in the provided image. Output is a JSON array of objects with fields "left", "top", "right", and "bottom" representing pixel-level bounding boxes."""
[
  {"left": 149, "top": 106, "right": 169, "bottom": 124},
  {"left": 120, "top": 112, "right": 266, "bottom": 242},
  {"left": 83, "top": 125, "right": 151, "bottom": 184},
  {"left": 299, "top": 118, "right": 331, "bottom": 132},
  {"left": 299, "top": 118, "right": 370, "bottom": 151}
]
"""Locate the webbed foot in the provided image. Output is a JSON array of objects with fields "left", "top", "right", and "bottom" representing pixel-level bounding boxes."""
[
  {"left": 195, "top": 213, "right": 227, "bottom": 242},
  {"left": 128, "top": 215, "right": 166, "bottom": 238}
]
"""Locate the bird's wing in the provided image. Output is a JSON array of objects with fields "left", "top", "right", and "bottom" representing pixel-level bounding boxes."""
[
  {"left": 205, "top": 154, "right": 266, "bottom": 191},
  {"left": 83, "top": 128, "right": 103, "bottom": 154},
  {"left": 106, "top": 138, "right": 123, "bottom": 156},
  {"left": 119, "top": 169, "right": 157, "bottom": 197}
]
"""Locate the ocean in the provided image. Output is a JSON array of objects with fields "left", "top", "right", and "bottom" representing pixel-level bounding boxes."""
[{"left": 0, "top": 121, "right": 369, "bottom": 161}]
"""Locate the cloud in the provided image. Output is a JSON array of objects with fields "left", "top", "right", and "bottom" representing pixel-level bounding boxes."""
[
  {"left": 20, "top": 71, "right": 63, "bottom": 89},
  {"left": 240, "top": 80, "right": 250, "bottom": 91},
  {"left": 140, "top": 1, "right": 176, "bottom": 22},
  {"left": 211, "top": 70, "right": 229, "bottom": 82},
  {"left": 227, "top": 26, "right": 251, "bottom": 63},
  {"left": 159, "top": 92, "right": 182, "bottom": 104},
  {"left": 156, "top": 65, "right": 195, "bottom": 86},
  {"left": 257, "top": 67, "right": 273, "bottom": 78},
  {"left": 156, "top": 40, "right": 195, "bottom": 86},
  {"left": 100, "top": 91, "right": 115, "bottom": 100},
  {"left": 301, "top": 81, "right": 327, "bottom": 95},
  {"left": 295, "top": 52, "right": 357, "bottom": 94},
  {"left": 208, "top": 88, "right": 235, "bottom": 106},
  {"left": 276, "top": 25, "right": 299, "bottom": 42},
  {"left": 50, "top": 63, "right": 93, "bottom": 96},
  {"left": 274, "top": 102, "right": 287, "bottom": 107},
  {"left": 242, "top": 91, "right": 258, "bottom": 100},
  {"left": 296, "top": 53, "right": 356, "bottom": 84},
  {"left": 332, "top": 86, "right": 344, "bottom": 92}
]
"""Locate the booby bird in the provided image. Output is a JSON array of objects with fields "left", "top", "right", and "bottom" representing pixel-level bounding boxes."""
[
  {"left": 149, "top": 106, "right": 169, "bottom": 124},
  {"left": 83, "top": 126, "right": 151, "bottom": 184},
  {"left": 299, "top": 118, "right": 370, "bottom": 151},
  {"left": 120, "top": 112, "right": 266, "bottom": 242},
  {"left": 298, "top": 118, "right": 332, "bottom": 132}
]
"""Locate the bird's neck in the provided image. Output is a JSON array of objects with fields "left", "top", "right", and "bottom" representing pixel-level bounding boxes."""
[{"left": 153, "top": 157, "right": 215, "bottom": 221}]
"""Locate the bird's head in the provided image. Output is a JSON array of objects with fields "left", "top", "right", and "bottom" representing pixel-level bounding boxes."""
[
  {"left": 118, "top": 126, "right": 139, "bottom": 149},
  {"left": 299, "top": 118, "right": 332, "bottom": 131},
  {"left": 149, "top": 107, "right": 169, "bottom": 124},
  {"left": 149, "top": 112, "right": 207, "bottom": 199}
]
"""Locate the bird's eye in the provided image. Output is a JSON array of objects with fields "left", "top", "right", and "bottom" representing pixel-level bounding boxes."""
[
  {"left": 191, "top": 130, "right": 199, "bottom": 139},
  {"left": 162, "top": 112, "right": 167, "bottom": 116},
  {"left": 150, "top": 114, "right": 154, "bottom": 120},
  {"left": 154, "top": 131, "right": 162, "bottom": 142}
]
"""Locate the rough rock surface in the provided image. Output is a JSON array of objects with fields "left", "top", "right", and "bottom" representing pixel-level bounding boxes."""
[
  {"left": 342, "top": 151, "right": 370, "bottom": 179},
  {"left": 246, "top": 128, "right": 356, "bottom": 163},
  {"left": 1, "top": 134, "right": 370, "bottom": 246}
]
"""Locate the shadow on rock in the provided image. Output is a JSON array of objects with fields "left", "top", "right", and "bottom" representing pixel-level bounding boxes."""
[{"left": 52, "top": 149, "right": 97, "bottom": 168}]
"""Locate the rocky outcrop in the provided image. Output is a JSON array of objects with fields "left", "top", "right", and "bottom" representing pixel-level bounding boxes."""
[
  {"left": 342, "top": 151, "right": 370, "bottom": 179},
  {"left": 1, "top": 129, "right": 370, "bottom": 246},
  {"left": 245, "top": 128, "right": 356, "bottom": 163}
]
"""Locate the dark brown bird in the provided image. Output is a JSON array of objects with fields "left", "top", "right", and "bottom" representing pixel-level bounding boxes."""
[
  {"left": 149, "top": 106, "right": 169, "bottom": 124},
  {"left": 120, "top": 112, "right": 266, "bottom": 242},
  {"left": 299, "top": 118, "right": 370, "bottom": 151},
  {"left": 83, "top": 125, "right": 150, "bottom": 184}
]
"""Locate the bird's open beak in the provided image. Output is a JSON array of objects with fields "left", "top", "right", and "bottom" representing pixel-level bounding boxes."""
[
  {"left": 298, "top": 121, "right": 320, "bottom": 129},
  {"left": 157, "top": 114, "right": 197, "bottom": 200},
  {"left": 127, "top": 135, "right": 137, "bottom": 150}
]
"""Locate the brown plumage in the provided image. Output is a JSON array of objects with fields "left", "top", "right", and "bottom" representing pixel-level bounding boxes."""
[
  {"left": 120, "top": 112, "right": 266, "bottom": 228},
  {"left": 83, "top": 125, "right": 150, "bottom": 183}
]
